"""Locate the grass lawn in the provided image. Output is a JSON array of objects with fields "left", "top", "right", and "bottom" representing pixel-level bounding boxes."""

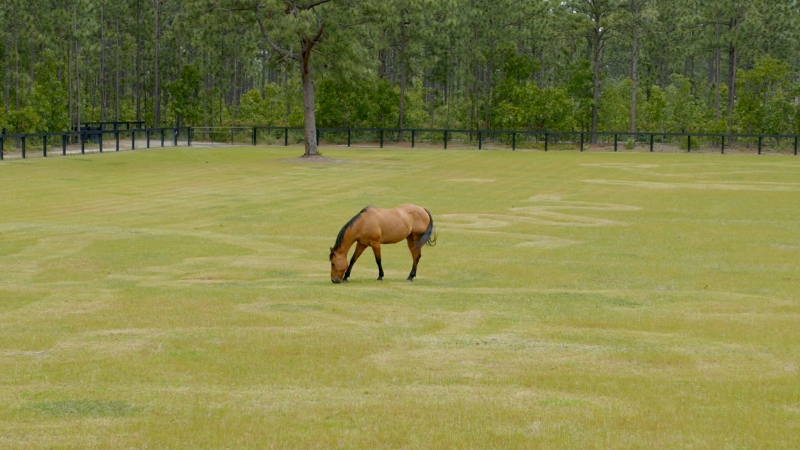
[{"left": 1, "top": 146, "right": 799, "bottom": 448}]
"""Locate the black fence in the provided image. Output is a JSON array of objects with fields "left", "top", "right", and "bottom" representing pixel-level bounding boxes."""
[
  {"left": 252, "top": 127, "right": 800, "bottom": 156},
  {"left": 2, "top": 126, "right": 799, "bottom": 161},
  {"left": 0, "top": 127, "right": 191, "bottom": 160}
]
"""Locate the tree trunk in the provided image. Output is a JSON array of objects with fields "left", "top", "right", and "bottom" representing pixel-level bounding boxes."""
[
  {"left": 301, "top": 41, "right": 319, "bottom": 156},
  {"left": 261, "top": 49, "right": 266, "bottom": 100},
  {"left": 471, "top": 66, "right": 477, "bottom": 130},
  {"left": 485, "top": 61, "right": 492, "bottom": 129},
  {"left": 378, "top": 49, "right": 386, "bottom": 79},
  {"left": 100, "top": 2, "right": 105, "bottom": 122},
  {"left": 429, "top": 81, "right": 435, "bottom": 127},
  {"left": 715, "top": 24, "right": 721, "bottom": 121},
  {"left": 14, "top": 2, "right": 19, "bottom": 110},
  {"left": 231, "top": 58, "right": 237, "bottom": 128},
  {"left": 115, "top": 19, "right": 120, "bottom": 122},
  {"left": 398, "top": 19, "right": 406, "bottom": 132},
  {"left": 630, "top": 3, "right": 639, "bottom": 135},
  {"left": 67, "top": 42, "right": 72, "bottom": 129},
  {"left": 445, "top": 67, "right": 450, "bottom": 127},
  {"left": 74, "top": 4, "right": 81, "bottom": 129},
  {"left": 203, "top": 54, "right": 208, "bottom": 127},
  {"left": 28, "top": 5, "right": 34, "bottom": 93},
  {"left": 4, "top": 23, "right": 9, "bottom": 114},
  {"left": 727, "top": 16, "right": 740, "bottom": 134},
  {"left": 727, "top": 43, "right": 737, "bottom": 133},
  {"left": 136, "top": 0, "right": 141, "bottom": 122},
  {"left": 153, "top": 0, "right": 160, "bottom": 127},
  {"left": 706, "top": 54, "right": 714, "bottom": 105},
  {"left": 591, "top": 14, "right": 601, "bottom": 144}
]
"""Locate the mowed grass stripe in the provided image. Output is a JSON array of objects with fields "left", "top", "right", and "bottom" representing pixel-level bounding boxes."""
[{"left": 0, "top": 146, "right": 799, "bottom": 448}]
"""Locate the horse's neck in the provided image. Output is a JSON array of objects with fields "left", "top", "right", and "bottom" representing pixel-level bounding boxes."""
[{"left": 335, "top": 227, "right": 357, "bottom": 256}]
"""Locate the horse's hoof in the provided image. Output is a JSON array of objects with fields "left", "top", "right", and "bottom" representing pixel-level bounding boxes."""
[
  {"left": 405, "top": 278, "right": 414, "bottom": 282},
  {"left": 376, "top": 277, "right": 383, "bottom": 281}
]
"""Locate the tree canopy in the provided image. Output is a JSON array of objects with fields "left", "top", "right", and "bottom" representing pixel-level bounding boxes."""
[{"left": 2, "top": 0, "right": 799, "bottom": 139}]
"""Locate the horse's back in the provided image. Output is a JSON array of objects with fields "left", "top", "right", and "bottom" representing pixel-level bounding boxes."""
[
  {"left": 398, "top": 204, "right": 430, "bottom": 228},
  {"left": 363, "top": 204, "right": 429, "bottom": 244}
]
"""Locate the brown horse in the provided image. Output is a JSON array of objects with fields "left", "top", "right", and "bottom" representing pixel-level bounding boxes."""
[{"left": 329, "top": 205, "right": 436, "bottom": 283}]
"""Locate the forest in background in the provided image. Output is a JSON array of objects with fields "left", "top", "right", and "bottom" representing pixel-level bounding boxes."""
[{"left": 2, "top": 0, "right": 799, "bottom": 138}]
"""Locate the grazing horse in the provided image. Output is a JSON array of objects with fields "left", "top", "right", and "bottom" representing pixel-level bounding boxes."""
[{"left": 329, "top": 205, "right": 436, "bottom": 283}]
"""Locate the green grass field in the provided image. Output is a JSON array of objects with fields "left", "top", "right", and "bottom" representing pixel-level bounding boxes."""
[{"left": 1, "top": 146, "right": 799, "bottom": 448}]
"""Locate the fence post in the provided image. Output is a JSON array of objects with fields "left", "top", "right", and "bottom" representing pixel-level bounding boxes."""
[
  {"left": 687, "top": 135, "right": 691, "bottom": 152},
  {"left": 174, "top": 128, "right": 178, "bottom": 146},
  {"left": 614, "top": 134, "right": 618, "bottom": 152},
  {"left": 721, "top": 135, "right": 725, "bottom": 154},
  {"left": 21, "top": 136, "right": 26, "bottom": 158},
  {"left": 411, "top": 130, "right": 415, "bottom": 148},
  {"left": 131, "top": 130, "right": 135, "bottom": 150},
  {"left": 0, "top": 136, "right": 3, "bottom": 160},
  {"left": 316, "top": 129, "right": 320, "bottom": 146},
  {"left": 795, "top": 136, "right": 798, "bottom": 156},
  {"left": 115, "top": 131, "right": 120, "bottom": 151},
  {"left": 580, "top": 133, "right": 584, "bottom": 152},
  {"left": 81, "top": 132, "right": 85, "bottom": 154},
  {"left": 545, "top": 133, "right": 549, "bottom": 152},
  {"left": 380, "top": 130, "right": 384, "bottom": 148},
  {"left": 478, "top": 131, "right": 482, "bottom": 150},
  {"left": 188, "top": 128, "right": 192, "bottom": 147},
  {"left": 512, "top": 132, "right": 516, "bottom": 151},
  {"left": 650, "top": 134, "right": 654, "bottom": 152},
  {"left": 146, "top": 130, "right": 150, "bottom": 148},
  {"left": 43, "top": 135, "right": 48, "bottom": 157},
  {"left": 444, "top": 131, "right": 448, "bottom": 149},
  {"left": 161, "top": 129, "right": 165, "bottom": 147},
  {"left": 284, "top": 128, "right": 288, "bottom": 146},
  {"left": 758, "top": 136, "right": 762, "bottom": 155},
  {"left": 252, "top": 127, "right": 257, "bottom": 146},
  {"left": 62, "top": 134, "right": 67, "bottom": 155},
  {"left": 347, "top": 129, "right": 351, "bottom": 147},
  {"left": 99, "top": 132, "right": 103, "bottom": 153}
]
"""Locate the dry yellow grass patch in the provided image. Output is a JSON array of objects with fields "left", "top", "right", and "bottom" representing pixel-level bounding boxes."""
[{"left": 0, "top": 147, "right": 798, "bottom": 448}]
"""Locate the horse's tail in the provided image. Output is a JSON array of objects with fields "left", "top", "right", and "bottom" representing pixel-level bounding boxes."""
[{"left": 416, "top": 208, "right": 437, "bottom": 251}]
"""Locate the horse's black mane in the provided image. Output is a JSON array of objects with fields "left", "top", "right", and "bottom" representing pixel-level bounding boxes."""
[{"left": 330, "top": 206, "right": 371, "bottom": 260}]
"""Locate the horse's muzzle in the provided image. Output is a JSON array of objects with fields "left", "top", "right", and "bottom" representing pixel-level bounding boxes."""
[{"left": 331, "top": 278, "right": 343, "bottom": 284}]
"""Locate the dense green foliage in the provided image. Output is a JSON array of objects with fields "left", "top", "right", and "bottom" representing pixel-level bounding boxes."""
[{"left": 1, "top": 0, "right": 799, "bottom": 134}]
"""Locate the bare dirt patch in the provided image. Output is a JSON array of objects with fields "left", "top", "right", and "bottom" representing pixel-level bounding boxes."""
[{"left": 279, "top": 155, "right": 350, "bottom": 164}]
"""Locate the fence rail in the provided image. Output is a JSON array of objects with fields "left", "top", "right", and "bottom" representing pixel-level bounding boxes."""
[
  {"left": 252, "top": 127, "right": 799, "bottom": 156},
  {"left": 0, "top": 127, "right": 191, "bottom": 160},
  {"left": 2, "top": 126, "right": 798, "bottom": 161}
]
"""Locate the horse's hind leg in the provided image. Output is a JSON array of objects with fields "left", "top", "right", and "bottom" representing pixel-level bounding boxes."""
[
  {"left": 405, "top": 235, "right": 422, "bottom": 282},
  {"left": 370, "top": 242, "right": 384, "bottom": 281},
  {"left": 344, "top": 243, "right": 367, "bottom": 282}
]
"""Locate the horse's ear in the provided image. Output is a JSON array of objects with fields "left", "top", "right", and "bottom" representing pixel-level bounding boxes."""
[{"left": 329, "top": 247, "right": 334, "bottom": 253}]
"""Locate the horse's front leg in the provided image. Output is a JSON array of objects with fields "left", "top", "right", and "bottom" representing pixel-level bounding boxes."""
[
  {"left": 370, "top": 242, "right": 384, "bottom": 281},
  {"left": 344, "top": 243, "right": 367, "bottom": 282}
]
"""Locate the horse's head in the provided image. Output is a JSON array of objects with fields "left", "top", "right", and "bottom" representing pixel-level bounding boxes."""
[{"left": 330, "top": 247, "right": 348, "bottom": 283}]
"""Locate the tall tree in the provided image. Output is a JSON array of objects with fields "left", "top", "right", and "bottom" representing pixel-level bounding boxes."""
[
  {"left": 242, "top": 0, "right": 368, "bottom": 156},
  {"left": 621, "top": 0, "right": 654, "bottom": 135},
  {"left": 153, "top": 0, "right": 161, "bottom": 126},
  {"left": 566, "top": 0, "right": 623, "bottom": 142},
  {"left": 2, "top": 2, "right": 11, "bottom": 115}
]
